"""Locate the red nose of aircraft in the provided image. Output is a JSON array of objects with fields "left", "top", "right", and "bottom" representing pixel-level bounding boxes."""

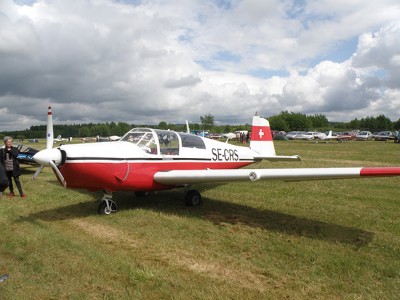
[{"left": 33, "top": 148, "right": 63, "bottom": 166}]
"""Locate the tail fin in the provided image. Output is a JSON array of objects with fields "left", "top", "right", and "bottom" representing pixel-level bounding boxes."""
[{"left": 250, "top": 114, "right": 301, "bottom": 161}]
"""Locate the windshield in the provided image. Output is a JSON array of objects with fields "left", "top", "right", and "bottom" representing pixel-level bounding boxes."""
[{"left": 121, "top": 129, "right": 158, "bottom": 154}]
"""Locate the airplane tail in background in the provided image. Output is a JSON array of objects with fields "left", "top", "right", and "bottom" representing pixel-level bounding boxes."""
[{"left": 250, "top": 114, "right": 301, "bottom": 162}]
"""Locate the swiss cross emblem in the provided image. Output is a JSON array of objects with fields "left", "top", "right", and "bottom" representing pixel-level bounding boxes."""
[
  {"left": 258, "top": 129, "right": 264, "bottom": 139},
  {"left": 251, "top": 125, "right": 272, "bottom": 141}
]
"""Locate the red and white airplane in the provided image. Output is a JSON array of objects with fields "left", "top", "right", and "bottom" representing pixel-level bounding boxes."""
[{"left": 33, "top": 107, "right": 400, "bottom": 214}]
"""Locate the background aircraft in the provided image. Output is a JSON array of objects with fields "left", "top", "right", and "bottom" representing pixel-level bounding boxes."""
[
  {"left": 1, "top": 144, "right": 38, "bottom": 165},
  {"left": 16, "top": 144, "right": 39, "bottom": 165},
  {"left": 54, "top": 135, "right": 72, "bottom": 143},
  {"left": 32, "top": 107, "right": 400, "bottom": 215},
  {"left": 315, "top": 131, "right": 339, "bottom": 142},
  {"left": 95, "top": 135, "right": 121, "bottom": 142}
]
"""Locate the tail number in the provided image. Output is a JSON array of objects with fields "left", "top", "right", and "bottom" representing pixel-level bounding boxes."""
[{"left": 212, "top": 148, "right": 239, "bottom": 161}]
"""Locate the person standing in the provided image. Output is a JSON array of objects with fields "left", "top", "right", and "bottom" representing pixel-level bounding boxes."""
[{"left": 0, "top": 137, "right": 26, "bottom": 198}]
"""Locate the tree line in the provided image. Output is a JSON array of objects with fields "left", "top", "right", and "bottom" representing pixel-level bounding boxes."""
[{"left": 1, "top": 112, "right": 400, "bottom": 141}]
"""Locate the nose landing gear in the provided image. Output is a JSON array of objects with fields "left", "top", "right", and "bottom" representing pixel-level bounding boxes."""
[{"left": 98, "top": 191, "right": 117, "bottom": 215}]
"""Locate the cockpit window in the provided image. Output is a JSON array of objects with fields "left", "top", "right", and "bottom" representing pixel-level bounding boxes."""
[
  {"left": 121, "top": 129, "right": 158, "bottom": 154},
  {"left": 178, "top": 133, "right": 206, "bottom": 149},
  {"left": 155, "top": 130, "right": 179, "bottom": 155}
]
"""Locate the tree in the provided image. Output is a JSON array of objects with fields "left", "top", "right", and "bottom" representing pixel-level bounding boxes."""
[
  {"left": 308, "top": 114, "right": 329, "bottom": 128},
  {"left": 375, "top": 114, "right": 392, "bottom": 130},
  {"left": 393, "top": 118, "right": 400, "bottom": 130},
  {"left": 78, "top": 126, "right": 91, "bottom": 137},
  {"left": 280, "top": 111, "right": 312, "bottom": 131},
  {"left": 158, "top": 121, "right": 168, "bottom": 130},
  {"left": 200, "top": 114, "right": 214, "bottom": 130},
  {"left": 268, "top": 115, "right": 289, "bottom": 132}
]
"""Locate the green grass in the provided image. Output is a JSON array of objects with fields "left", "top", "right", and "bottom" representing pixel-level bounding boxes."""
[{"left": 1, "top": 140, "right": 400, "bottom": 299}]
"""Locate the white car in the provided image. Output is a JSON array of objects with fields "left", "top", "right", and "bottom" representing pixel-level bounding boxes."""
[
  {"left": 356, "top": 131, "right": 373, "bottom": 140},
  {"left": 286, "top": 131, "right": 305, "bottom": 140}
]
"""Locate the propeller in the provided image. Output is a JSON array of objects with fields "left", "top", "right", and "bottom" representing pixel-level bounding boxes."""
[{"left": 31, "top": 106, "right": 67, "bottom": 187}]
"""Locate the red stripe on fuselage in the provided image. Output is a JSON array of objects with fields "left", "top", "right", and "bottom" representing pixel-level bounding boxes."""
[
  {"left": 360, "top": 167, "right": 400, "bottom": 176},
  {"left": 60, "top": 160, "right": 253, "bottom": 192}
]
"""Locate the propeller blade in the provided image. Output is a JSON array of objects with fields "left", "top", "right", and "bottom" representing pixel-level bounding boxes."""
[
  {"left": 46, "top": 106, "right": 54, "bottom": 149},
  {"left": 32, "top": 106, "right": 67, "bottom": 187},
  {"left": 31, "top": 165, "right": 44, "bottom": 181},
  {"left": 49, "top": 160, "right": 66, "bottom": 187}
]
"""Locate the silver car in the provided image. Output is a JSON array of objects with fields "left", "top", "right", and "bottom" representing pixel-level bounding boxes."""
[{"left": 356, "top": 131, "right": 373, "bottom": 140}]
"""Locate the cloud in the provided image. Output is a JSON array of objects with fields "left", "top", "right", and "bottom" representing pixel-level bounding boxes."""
[{"left": 0, "top": 0, "right": 399, "bottom": 131}]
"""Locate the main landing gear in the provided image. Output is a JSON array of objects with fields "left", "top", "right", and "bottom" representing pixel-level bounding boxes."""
[
  {"left": 98, "top": 191, "right": 117, "bottom": 215},
  {"left": 185, "top": 189, "right": 202, "bottom": 206},
  {"left": 97, "top": 188, "right": 202, "bottom": 215}
]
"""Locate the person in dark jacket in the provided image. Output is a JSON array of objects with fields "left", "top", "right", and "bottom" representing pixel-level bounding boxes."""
[
  {"left": 0, "top": 162, "right": 9, "bottom": 197},
  {"left": 1, "top": 137, "right": 26, "bottom": 198}
]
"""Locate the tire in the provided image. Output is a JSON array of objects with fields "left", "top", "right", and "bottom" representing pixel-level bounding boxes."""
[
  {"left": 98, "top": 200, "right": 117, "bottom": 215},
  {"left": 185, "top": 190, "right": 202, "bottom": 206}
]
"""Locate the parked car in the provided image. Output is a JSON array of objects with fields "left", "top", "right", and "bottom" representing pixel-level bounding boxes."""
[
  {"left": 355, "top": 131, "right": 373, "bottom": 140},
  {"left": 286, "top": 131, "right": 305, "bottom": 140},
  {"left": 373, "top": 131, "right": 394, "bottom": 141},
  {"left": 337, "top": 131, "right": 357, "bottom": 141}
]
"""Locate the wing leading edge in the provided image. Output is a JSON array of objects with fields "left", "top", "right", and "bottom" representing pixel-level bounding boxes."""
[{"left": 154, "top": 167, "right": 400, "bottom": 185}]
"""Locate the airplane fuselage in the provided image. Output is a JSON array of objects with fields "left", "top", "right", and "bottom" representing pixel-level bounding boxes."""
[{"left": 56, "top": 129, "right": 257, "bottom": 192}]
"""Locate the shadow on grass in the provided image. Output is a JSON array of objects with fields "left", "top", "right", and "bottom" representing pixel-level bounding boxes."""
[{"left": 19, "top": 189, "right": 373, "bottom": 248}]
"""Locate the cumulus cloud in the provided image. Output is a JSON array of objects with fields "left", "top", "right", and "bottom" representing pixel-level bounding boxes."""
[{"left": 0, "top": 0, "right": 399, "bottom": 131}]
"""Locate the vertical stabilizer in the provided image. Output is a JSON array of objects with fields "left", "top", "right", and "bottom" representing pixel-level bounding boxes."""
[
  {"left": 250, "top": 114, "right": 301, "bottom": 161},
  {"left": 250, "top": 115, "right": 276, "bottom": 157}
]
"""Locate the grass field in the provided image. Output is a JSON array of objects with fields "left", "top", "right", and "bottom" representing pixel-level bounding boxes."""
[{"left": 0, "top": 140, "right": 399, "bottom": 299}]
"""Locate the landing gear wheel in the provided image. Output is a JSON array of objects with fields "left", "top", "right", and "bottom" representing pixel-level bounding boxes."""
[
  {"left": 185, "top": 190, "right": 202, "bottom": 206},
  {"left": 98, "top": 200, "right": 117, "bottom": 215}
]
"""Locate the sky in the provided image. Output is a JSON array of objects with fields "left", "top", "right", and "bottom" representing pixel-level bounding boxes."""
[{"left": 1, "top": 0, "right": 400, "bottom": 131}]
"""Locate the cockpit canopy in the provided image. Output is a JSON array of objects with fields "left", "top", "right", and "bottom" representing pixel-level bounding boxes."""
[{"left": 120, "top": 128, "right": 206, "bottom": 155}]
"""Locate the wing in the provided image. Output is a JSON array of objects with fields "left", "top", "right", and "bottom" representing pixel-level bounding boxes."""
[{"left": 154, "top": 167, "right": 400, "bottom": 185}]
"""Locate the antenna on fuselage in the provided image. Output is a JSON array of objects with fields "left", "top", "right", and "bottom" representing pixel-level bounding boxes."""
[{"left": 186, "top": 120, "right": 190, "bottom": 133}]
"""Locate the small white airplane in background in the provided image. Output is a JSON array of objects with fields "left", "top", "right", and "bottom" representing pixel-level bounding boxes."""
[
  {"left": 222, "top": 132, "right": 237, "bottom": 140},
  {"left": 316, "top": 131, "right": 339, "bottom": 142},
  {"left": 32, "top": 107, "right": 400, "bottom": 215},
  {"left": 95, "top": 135, "right": 121, "bottom": 142},
  {"left": 54, "top": 135, "right": 72, "bottom": 143}
]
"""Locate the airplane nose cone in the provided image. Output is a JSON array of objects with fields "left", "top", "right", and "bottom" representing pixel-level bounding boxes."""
[{"left": 33, "top": 148, "right": 62, "bottom": 166}]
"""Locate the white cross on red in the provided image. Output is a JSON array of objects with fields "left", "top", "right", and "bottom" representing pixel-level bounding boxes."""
[{"left": 258, "top": 128, "right": 264, "bottom": 139}]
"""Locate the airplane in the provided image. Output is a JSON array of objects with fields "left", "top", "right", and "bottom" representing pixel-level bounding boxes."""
[
  {"left": 221, "top": 132, "right": 237, "bottom": 140},
  {"left": 32, "top": 107, "right": 400, "bottom": 215},
  {"left": 54, "top": 135, "right": 72, "bottom": 143},
  {"left": 95, "top": 135, "right": 121, "bottom": 142},
  {"left": 315, "top": 131, "right": 339, "bottom": 142},
  {"left": 1, "top": 144, "right": 39, "bottom": 165},
  {"left": 16, "top": 144, "right": 39, "bottom": 165}
]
